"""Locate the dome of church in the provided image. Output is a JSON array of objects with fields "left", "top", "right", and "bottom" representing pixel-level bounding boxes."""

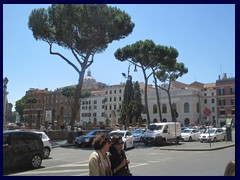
[{"left": 84, "top": 69, "right": 96, "bottom": 84}]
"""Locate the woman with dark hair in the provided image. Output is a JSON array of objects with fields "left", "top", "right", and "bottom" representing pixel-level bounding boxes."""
[
  {"left": 88, "top": 132, "right": 112, "bottom": 176},
  {"left": 224, "top": 160, "right": 235, "bottom": 176},
  {"left": 109, "top": 135, "right": 132, "bottom": 176}
]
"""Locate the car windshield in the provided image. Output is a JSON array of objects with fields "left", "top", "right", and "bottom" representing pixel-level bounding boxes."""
[
  {"left": 148, "top": 125, "right": 163, "bottom": 131},
  {"left": 182, "top": 129, "right": 191, "bottom": 133},
  {"left": 204, "top": 129, "right": 215, "bottom": 133},
  {"left": 133, "top": 129, "right": 143, "bottom": 133}
]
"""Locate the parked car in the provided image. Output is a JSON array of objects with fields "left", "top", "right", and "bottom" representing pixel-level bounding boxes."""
[
  {"left": 74, "top": 129, "right": 111, "bottom": 147},
  {"left": 222, "top": 125, "right": 226, "bottom": 131},
  {"left": 132, "top": 129, "right": 145, "bottom": 142},
  {"left": 109, "top": 130, "right": 134, "bottom": 150},
  {"left": 199, "top": 128, "right": 226, "bottom": 143},
  {"left": 181, "top": 128, "right": 201, "bottom": 141},
  {"left": 144, "top": 122, "right": 181, "bottom": 145},
  {"left": 3, "top": 130, "right": 44, "bottom": 170},
  {"left": 35, "top": 131, "right": 52, "bottom": 159}
]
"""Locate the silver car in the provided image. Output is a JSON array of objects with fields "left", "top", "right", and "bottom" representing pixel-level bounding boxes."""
[
  {"left": 181, "top": 128, "right": 200, "bottom": 141},
  {"left": 132, "top": 129, "right": 145, "bottom": 142},
  {"left": 199, "top": 128, "right": 226, "bottom": 142}
]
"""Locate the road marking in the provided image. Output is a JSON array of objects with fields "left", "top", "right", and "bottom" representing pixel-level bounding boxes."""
[
  {"left": 129, "top": 163, "right": 148, "bottom": 168},
  {"left": 9, "top": 169, "right": 89, "bottom": 176}
]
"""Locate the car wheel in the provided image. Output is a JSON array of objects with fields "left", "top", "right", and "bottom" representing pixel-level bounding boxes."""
[
  {"left": 175, "top": 138, "right": 180, "bottom": 145},
  {"left": 189, "top": 137, "right": 192, "bottom": 142},
  {"left": 140, "top": 137, "right": 143, "bottom": 142},
  {"left": 223, "top": 136, "right": 226, "bottom": 141},
  {"left": 44, "top": 147, "right": 51, "bottom": 159},
  {"left": 162, "top": 138, "right": 167, "bottom": 145},
  {"left": 30, "top": 154, "right": 42, "bottom": 169},
  {"left": 213, "top": 137, "right": 217, "bottom": 142}
]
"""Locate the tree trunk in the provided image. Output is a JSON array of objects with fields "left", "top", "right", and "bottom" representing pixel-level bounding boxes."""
[
  {"left": 68, "top": 72, "right": 85, "bottom": 143},
  {"left": 153, "top": 76, "right": 162, "bottom": 122}
]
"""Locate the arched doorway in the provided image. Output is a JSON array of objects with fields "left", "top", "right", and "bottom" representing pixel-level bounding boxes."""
[{"left": 184, "top": 118, "right": 190, "bottom": 126}]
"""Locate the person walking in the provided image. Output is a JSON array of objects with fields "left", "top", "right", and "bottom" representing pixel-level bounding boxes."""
[
  {"left": 88, "top": 132, "right": 112, "bottom": 176},
  {"left": 108, "top": 135, "right": 132, "bottom": 176}
]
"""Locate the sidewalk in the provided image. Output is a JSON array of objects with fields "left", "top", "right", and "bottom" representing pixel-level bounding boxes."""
[
  {"left": 51, "top": 139, "right": 235, "bottom": 151},
  {"left": 160, "top": 141, "right": 235, "bottom": 151}
]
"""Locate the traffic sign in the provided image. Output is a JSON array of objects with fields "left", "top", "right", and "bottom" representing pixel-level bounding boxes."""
[
  {"left": 203, "top": 107, "right": 211, "bottom": 117},
  {"left": 46, "top": 110, "right": 52, "bottom": 121}
]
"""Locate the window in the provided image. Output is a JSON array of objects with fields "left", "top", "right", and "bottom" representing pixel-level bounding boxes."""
[
  {"left": 218, "top": 88, "right": 225, "bottom": 95},
  {"left": 172, "top": 103, "right": 177, "bottom": 112},
  {"left": 231, "top": 99, "right": 235, "bottom": 105},
  {"left": 197, "top": 103, "right": 199, "bottom": 113},
  {"left": 212, "top": 99, "right": 215, "bottom": 103},
  {"left": 153, "top": 104, "right": 157, "bottom": 114},
  {"left": 204, "top": 99, "right": 207, "bottom": 104},
  {"left": 219, "top": 99, "right": 225, "bottom": 106},
  {"left": 162, "top": 104, "right": 167, "bottom": 113},
  {"left": 212, "top": 107, "right": 215, "bottom": 113},
  {"left": 142, "top": 105, "right": 147, "bottom": 114},
  {"left": 184, "top": 102, "right": 189, "bottom": 113},
  {"left": 230, "top": 86, "right": 235, "bottom": 94},
  {"left": 220, "top": 110, "right": 226, "bottom": 115}
]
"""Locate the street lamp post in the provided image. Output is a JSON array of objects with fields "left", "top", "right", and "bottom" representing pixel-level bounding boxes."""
[{"left": 3, "top": 77, "right": 9, "bottom": 129}]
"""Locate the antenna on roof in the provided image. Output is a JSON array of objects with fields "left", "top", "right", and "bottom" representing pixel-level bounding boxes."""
[{"left": 220, "top": 64, "right": 222, "bottom": 76}]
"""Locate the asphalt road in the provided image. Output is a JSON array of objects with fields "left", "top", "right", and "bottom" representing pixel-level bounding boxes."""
[{"left": 5, "top": 141, "right": 235, "bottom": 176}]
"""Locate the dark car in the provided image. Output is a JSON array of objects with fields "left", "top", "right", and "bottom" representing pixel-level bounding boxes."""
[
  {"left": 74, "top": 129, "right": 111, "bottom": 147},
  {"left": 3, "top": 130, "right": 44, "bottom": 170}
]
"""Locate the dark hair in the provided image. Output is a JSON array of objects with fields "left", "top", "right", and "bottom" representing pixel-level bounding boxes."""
[
  {"left": 224, "top": 160, "right": 235, "bottom": 176},
  {"left": 110, "top": 135, "right": 123, "bottom": 145},
  {"left": 92, "top": 132, "right": 110, "bottom": 150}
]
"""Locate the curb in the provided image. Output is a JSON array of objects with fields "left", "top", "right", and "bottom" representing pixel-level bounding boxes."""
[{"left": 160, "top": 144, "right": 235, "bottom": 151}]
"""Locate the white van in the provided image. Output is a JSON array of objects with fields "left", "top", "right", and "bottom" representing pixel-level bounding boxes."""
[{"left": 143, "top": 122, "right": 181, "bottom": 145}]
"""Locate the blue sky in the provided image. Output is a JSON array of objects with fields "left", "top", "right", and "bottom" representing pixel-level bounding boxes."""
[{"left": 3, "top": 4, "right": 235, "bottom": 108}]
